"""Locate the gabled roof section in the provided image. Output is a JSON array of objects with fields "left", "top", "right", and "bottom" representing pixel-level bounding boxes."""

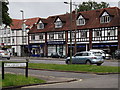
[
  {"left": 29, "top": 7, "right": 120, "bottom": 34},
  {"left": 37, "top": 18, "right": 47, "bottom": 24},
  {"left": 11, "top": 17, "right": 40, "bottom": 30}
]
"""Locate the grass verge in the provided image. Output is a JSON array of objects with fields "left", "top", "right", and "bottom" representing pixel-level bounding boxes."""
[
  {"left": 29, "top": 63, "right": 119, "bottom": 73},
  {"left": 2, "top": 73, "right": 46, "bottom": 87}
]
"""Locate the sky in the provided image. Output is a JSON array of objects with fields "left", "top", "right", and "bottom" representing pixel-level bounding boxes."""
[{"left": 8, "top": 0, "right": 120, "bottom": 19}]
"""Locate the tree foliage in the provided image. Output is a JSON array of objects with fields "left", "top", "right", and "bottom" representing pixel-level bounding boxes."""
[
  {"left": 77, "top": 1, "right": 110, "bottom": 12},
  {"left": 1, "top": 0, "right": 12, "bottom": 26}
]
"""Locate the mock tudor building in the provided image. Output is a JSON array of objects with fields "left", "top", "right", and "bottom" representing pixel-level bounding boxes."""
[
  {"left": 0, "top": 17, "right": 39, "bottom": 56},
  {"left": 28, "top": 7, "right": 120, "bottom": 57}
]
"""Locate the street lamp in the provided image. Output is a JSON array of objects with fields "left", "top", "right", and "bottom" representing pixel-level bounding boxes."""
[
  {"left": 20, "top": 10, "right": 24, "bottom": 57},
  {"left": 64, "top": 1, "right": 78, "bottom": 64}
]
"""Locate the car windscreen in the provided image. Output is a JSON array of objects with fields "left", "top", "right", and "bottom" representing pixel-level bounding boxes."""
[{"left": 93, "top": 52, "right": 102, "bottom": 56}]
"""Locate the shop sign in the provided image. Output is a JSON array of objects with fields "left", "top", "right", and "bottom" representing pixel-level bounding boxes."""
[{"left": 47, "top": 41, "right": 66, "bottom": 45}]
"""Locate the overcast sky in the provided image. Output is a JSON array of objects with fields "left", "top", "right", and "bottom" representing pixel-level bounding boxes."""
[{"left": 8, "top": 0, "right": 120, "bottom": 19}]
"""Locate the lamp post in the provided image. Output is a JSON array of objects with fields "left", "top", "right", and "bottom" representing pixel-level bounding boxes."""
[
  {"left": 64, "top": 1, "right": 78, "bottom": 63},
  {"left": 20, "top": 10, "right": 24, "bottom": 57},
  {"left": 64, "top": 0, "right": 72, "bottom": 64}
]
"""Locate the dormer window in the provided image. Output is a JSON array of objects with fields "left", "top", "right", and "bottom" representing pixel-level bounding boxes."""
[
  {"left": 100, "top": 12, "right": 111, "bottom": 23},
  {"left": 76, "top": 15, "right": 85, "bottom": 26},
  {"left": 54, "top": 18, "right": 62, "bottom": 28},
  {"left": 37, "top": 20, "right": 44, "bottom": 29}
]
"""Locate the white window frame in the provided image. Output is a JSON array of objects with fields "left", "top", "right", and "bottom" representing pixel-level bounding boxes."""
[
  {"left": 107, "top": 30, "right": 114, "bottom": 36},
  {"left": 31, "top": 34, "right": 35, "bottom": 40},
  {"left": 95, "top": 31, "right": 102, "bottom": 37},
  {"left": 54, "top": 18, "right": 63, "bottom": 28},
  {"left": 49, "top": 33, "right": 54, "bottom": 40},
  {"left": 39, "top": 34, "right": 43, "bottom": 39},
  {"left": 81, "top": 31, "right": 87, "bottom": 38},
  {"left": 37, "top": 20, "right": 44, "bottom": 29},
  {"left": 58, "top": 33, "right": 63, "bottom": 39},
  {"left": 100, "top": 12, "right": 111, "bottom": 23},
  {"left": 76, "top": 15, "right": 85, "bottom": 26}
]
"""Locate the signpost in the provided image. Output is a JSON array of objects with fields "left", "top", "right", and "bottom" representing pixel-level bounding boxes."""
[{"left": 2, "top": 61, "right": 28, "bottom": 79}]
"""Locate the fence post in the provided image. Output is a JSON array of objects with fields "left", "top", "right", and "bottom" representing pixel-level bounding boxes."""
[
  {"left": 25, "top": 62, "right": 28, "bottom": 77},
  {"left": 2, "top": 62, "right": 4, "bottom": 80}
]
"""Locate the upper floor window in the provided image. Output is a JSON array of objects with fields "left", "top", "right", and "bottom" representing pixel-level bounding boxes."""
[
  {"left": 4, "top": 30, "right": 6, "bottom": 34},
  {"left": 76, "top": 15, "right": 85, "bottom": 26},
  {"left": 95, "top": 31, "right": 102, "bottom": 37},
  {"left": 31, "top": 34, "right": 35, "bottom": 40},
  {"left": 39, "top": 34, "right": 43, "bottom": 39},
  {"left": 58, "top": 33, "right": 63, "bottom": 39},
  {"left": 7, "top": 28, "right": 10, "bottom": 34},
  {"left": 37, "top": 20, "right": 44, "bottom": 29},
  {"left": 54, "top": 18, "right": 63, "bottom": 28},
  {"left": 49, "top": 33, "right": 54, "bottom": 40},
  {"left": 12, "top": 38, "right": 14, "bottom": 43},
  {"left": 8, "top": 37, "right": 11, "bottom": 43},
  {"left": 107, "top": 30, "right": 114, "bottom": 36},
  {"left": 100, "top": 12, "right": 111, "bottom": 23},
  {"left": 81, "top": 31, "right": 87, "bottom": 38}
]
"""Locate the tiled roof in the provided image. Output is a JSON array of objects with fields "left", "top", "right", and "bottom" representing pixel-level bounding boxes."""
[
  {"left": 28, "top": 7, "right": 120, "bottom": 34},
  {"left": 11, "top": 17, "right": 40, "bottom": 30}
]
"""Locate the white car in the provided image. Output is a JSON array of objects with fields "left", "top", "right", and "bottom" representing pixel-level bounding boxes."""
[
  {"left": 90, "top": 49, "right": 111, "bottom": 60},
  {"left": 0, "top": 50, "right": 10, "bottom": 60}
]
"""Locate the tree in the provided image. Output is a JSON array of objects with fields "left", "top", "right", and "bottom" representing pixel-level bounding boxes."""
[
  {"left": 0, "top": 0, "right": 12, "bottom": 26},
  {"left": 77, "top": 1, "right": 109, "bottom": 12}
]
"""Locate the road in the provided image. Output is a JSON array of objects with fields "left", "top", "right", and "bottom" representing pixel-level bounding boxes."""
[
  {"left": 2, "top": 57, "right": 119, "bottom": 88},
  {"left": 3, "top": 57, "right": 119, "bottom": 66},
  {"left": 5, "top": 68, "right": 119, "bottom": 88}
]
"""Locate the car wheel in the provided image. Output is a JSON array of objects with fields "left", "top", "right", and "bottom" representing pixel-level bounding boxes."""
[
  {"left": 7, "top": 58, "right": 10, "bottom": 60},
  {"left": 86, "top": 60, "right": 91, "bottom": 65},
  {"left": 97, "top": 63, "right": 102, "bottom": 66},
  {"left": 66, "top": 60, "right": 71, "bottom": 64}
]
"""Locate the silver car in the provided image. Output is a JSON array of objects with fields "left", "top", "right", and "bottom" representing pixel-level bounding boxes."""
[
  {"left": 66, "top": 51, "right": 104, "bottom": 66},
  {"left": 0, "top": 50, "right": 10, "bottom": 60}
]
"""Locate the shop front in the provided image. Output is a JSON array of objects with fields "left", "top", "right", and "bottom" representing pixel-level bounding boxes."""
[
  {"left": 92, "top": 43, "right": 118, "bottom": 55},
  {"left": 29, "top": 44, "right": 44, "bottom": 57},
  {"left": 47, "top": 41, "right": 66, "bottom": 57}
]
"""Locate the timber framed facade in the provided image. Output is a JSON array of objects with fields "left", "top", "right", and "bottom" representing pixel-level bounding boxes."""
[{"left": 28, "top": 7, "right": 120, "bottom": 57}]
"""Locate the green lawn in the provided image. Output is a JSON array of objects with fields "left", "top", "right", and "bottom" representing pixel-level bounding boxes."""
[
  {"left": 29, "top": 63, "right": 119, "bottom": 73},
  {"left": 2, "top": 73, "right": 46, "bottom": 87}
]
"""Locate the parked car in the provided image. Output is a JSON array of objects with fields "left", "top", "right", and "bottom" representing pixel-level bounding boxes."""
[
  {"left": 51, "top": 53, "right": 61, "bottom": 58},
  {"left": 66, "top": 51, "right": 104, "bottom": 66},
  {"left": 51, "top": 53, "right": 66, "bottom": 58},
  {"left": 0, "top": 50, "right": 10, "bottom": 60},
  {"left": 89, "top": 49, "right": 111, "bottom": 60},
  {"left": 114, "top": 49, "right": 120, "bottom": 59}
]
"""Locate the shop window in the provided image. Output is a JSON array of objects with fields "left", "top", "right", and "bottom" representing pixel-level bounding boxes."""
[
  {"left": 100, "top": 12, "right": 111, "bottom": 23},
  {"left": 54, "top": 18, "right": 63, "bottom": 28},
  {"left": 76, "top": 15, "right": 85, "bottom": 26}
]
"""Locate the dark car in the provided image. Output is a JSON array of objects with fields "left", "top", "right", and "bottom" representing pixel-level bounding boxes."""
[
  {"left": 115, "top": 49, "right": 120, "bottom": 59},
  {"left": 51, "top": 53, "right": 61, "bottom": 58}
]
